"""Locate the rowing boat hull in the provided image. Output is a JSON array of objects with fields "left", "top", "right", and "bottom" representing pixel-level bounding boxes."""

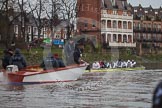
[{"left": 85, "top": 66, "right": 145, "bottom": 72}]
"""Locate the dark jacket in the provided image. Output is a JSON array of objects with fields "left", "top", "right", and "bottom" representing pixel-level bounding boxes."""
[
  {"left": 73, "top": 46, "right": 82, "bottom": 64},
  {"left": 40, "top": 56, "right": 59, "bottom": 70},
  {"left": 56, "top": 58, "right": 65, "bottom": 67},
  {"left": 2, "top": 54, "right": 12, "bottom": 69},
  {"left": 64, "top": 40, "right": 75, "bottom": 65},
  {"left": 10, "top": 49, "right": 27, "bottom": 70},
  {"left": 153, "top": 81, "right": 162, "bottom": 108}
]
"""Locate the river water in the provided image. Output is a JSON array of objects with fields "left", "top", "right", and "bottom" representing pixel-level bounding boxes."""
[{"left": 0, "top": 69, "right": 162, "bottom": 108}]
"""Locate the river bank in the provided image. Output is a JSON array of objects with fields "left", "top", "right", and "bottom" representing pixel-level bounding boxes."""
[{"left": 0, "top": 47, "right": 162, "bottom": 69}]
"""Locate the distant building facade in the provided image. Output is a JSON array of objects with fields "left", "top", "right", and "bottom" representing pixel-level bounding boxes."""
[
  {"left": 77, "top": 0, "right": 136, "bottom": 49},
  {"left": 101, "top": 0, "right": 135, "bottom": 48},
  {"left": 128, "top": 4, "right": 162, "bottom": 55},
  {"left": 77, "top": 0, "right": 101, "bottom": 43}
]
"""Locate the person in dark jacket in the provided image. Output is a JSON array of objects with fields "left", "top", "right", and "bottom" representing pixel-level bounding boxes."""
[
  {"left": 1, "top": 49, "right": 13, "bottom": 69},
  {"left": 73, "top": 44, "right": 82, "bottom": 64},
  {"left": 54, "top": 53, "right": 65, "bottom": 67},
  {"left": 152, "top": 81, "right": 162, "bottom": 108},
  {"left": 64, "top": 38, "right": 75, "bottom": 65},
  {"left": 10, "top": 48, "right": 27, "bottom": 70},
  {"left": 40, "top": 53, "right": 59, "bottom": 70}
]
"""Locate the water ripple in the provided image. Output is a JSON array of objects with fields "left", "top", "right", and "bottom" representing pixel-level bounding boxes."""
[{"left": 0, "top": 70, "right": 162, "bottom": 108}]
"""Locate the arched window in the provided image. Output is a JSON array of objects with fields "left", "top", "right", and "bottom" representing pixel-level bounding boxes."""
[
  {"left": 113, "top": 20, "right": 117, "bottom": 28},
  {"left": 123, "top": 21, "right": 127, "bottom": 29},
  {"left": 101, "top": 20, "right": 106, "bottom": 28}
]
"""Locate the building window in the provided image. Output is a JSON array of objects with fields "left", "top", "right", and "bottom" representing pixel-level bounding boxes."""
[
  {"left": 157, "top": 34, "right": 161, "bottom": 40},
  {"left": 101, "top": 20, "right": 106, "bottom": 28},
  {"left": 158, "top": 24, "right": 161, "bottom": 31},
  {"left": 118, "top": 21, "right": 122, "bottom": 28},
  {"left": 148, "top": 34, "right": 151, "bottom": 40},
  {"left": 111, "top": 0, "right": 114, "bottom": 6},
  {"left": 28, "top": 26, "right": 31, "bottom": 34},
  {"left": 123, "top": 11, "right": 127, "bottom": 16},
  {"left": 137, "top": 33, "right": 140, "bottom": 39},
  {"left": 133, "top": 22, "right": 136, "bottom": 28},
  {"left": 118, "top": 34, "right": 122, "bottom": 42},
  {"left": 123, "top": 21, "right": 127, "bottom": 29},
  {"left": 153, "top": 24, "right": 157, "bottom": 28},
  {"left": 113, "top": 20, "right": 117, "bottom": 28},
  {"left": 107, "top": 20, "right": 111, "bottom": 28},
  {"left": 153, "top": 34, "right": 156, "bottom": 40},
  {"left": 148, "top": 23, "right": 151, "bottom": 31},
  {"left": 123, "top": 35, "right": 127, "bottom": 42},
  {"left": 102, "top": 33, "right": 106, "bottom": 42},
  {"left": 14, "top": 25, "right": 18, "bottom": 34},
  {"left": 107, "top": 34, "right": 111, "bottom": 42},
  {"left": 56, "top": 35, "right": 60, "bottom": 39},
  {"left": 113, "top": 34, "right": 117, "bottom": 42},
  {"left": 128, "top": 35, "right": 132, "bottom": 43},
  {"left": 143, "top": 33, "right": 146, "bottom": 39},
  {"left": 113, "top": 10, "right": 117, "bottom": 15},
  {"left": 33, "top": 27, "right": 37, "bottom": 35},
  {"left": 84, "top": 20, "right": 88, "bottom": 27},
  {"left": 92, "top": 20, "right": 96, "bottom": 28},
  {"left": 138, "top": 22, "right": 141, "bottom": 29},
  {"left": 128, "top": 21, "right": 132, "bottom": 29},
  {"left": 143, "top": 23, "right": 146, "bottom": 30}
]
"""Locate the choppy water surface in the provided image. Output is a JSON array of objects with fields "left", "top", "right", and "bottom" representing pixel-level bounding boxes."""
[{"left": 0, "top": 70, "right": 162, "bottom": 108}]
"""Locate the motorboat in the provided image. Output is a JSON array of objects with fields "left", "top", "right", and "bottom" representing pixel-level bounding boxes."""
[{"left": 0, "top": 62, "right": 88, "bottom": 84}]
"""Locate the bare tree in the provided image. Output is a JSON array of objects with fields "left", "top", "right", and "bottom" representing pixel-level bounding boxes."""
[
  {"left": 0, "top": 0, "right": 22, "bottom": 48},
  {"left": 27, "top": 0, "right": 47, "bottom": 43},
  {"left": 60, "top": 0, "right": 77, "bottom": 40},
  {"left": 44, "top": 0, "right": 61, "bottom": 39},
  {"left": 0, "top": 0, "right": 34, "bottom": 48}
]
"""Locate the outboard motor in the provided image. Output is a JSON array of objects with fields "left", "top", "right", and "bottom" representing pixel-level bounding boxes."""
[{"left": 6, "top": 65, "right": 19, "bottom": 73}]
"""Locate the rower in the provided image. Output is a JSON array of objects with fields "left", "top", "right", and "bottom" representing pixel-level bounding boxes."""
[
  {"left": 10, "top": 48, "right": 27, "bottom": 70},
  {"left": 53, "top": 53, "right": 65, "bottom": 67},
  {"left": 40, "top": 53, "right": 59, "bottom": 70}
]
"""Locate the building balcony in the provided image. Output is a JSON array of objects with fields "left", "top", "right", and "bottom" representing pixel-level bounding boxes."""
[
  {"left": 109, "top": 42, "right": 136, "bottom": 47},
  {"left": 136, "top": 38, "right": 162, "bottom": 42},
  {"left": 101, "top": 28, "right": 133, "bottom": 33},
  {"left": 101, "top": 14, "right": 133, "bottom": 20}
]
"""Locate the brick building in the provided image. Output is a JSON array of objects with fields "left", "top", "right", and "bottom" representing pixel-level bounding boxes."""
[
  {"left": 77, "top": 0, "right": 136, "bottom": 49},
  {"left": 77, "top": 0, "right": 101, "bottom": 43},
  {"left": 128, "top": 4, "right": 162, "bottom": 55}
]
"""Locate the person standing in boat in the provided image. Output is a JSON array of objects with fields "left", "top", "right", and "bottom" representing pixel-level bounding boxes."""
[
  {"left": 1, "top": 49, "right": 13, "bottom": 69},
  {"left": 64, "top": 38, "right": 75, "bottom": 65},
  {"left": 10, "top": 48, "right": 27, "bottom": 70},
  {"left": 73, "top": 44, "right": 82, "bottom": 64}
]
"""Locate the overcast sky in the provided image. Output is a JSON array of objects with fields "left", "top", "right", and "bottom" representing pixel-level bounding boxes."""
[{"left": 127, "top": 0, "right": 162, "bottom": 8}]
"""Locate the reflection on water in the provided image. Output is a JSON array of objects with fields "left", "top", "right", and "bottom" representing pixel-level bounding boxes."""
[{"left": 0, "top": 70, "right": 162, "bottom": 108}]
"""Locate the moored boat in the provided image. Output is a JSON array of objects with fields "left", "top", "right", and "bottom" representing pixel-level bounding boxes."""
[
  {"left": 85, "top": 66, "right": 145, "bottom": 72},
  {"left": 0, "top": 62, "right": 88, "bottom": 84}
]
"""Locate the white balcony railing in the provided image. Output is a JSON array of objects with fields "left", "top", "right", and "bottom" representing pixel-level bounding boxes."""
[
  {"left": 101, "top": 14, "right": 133, "bottom": 20},
  {"left": 109, "top": 42, "right": 136, "bottom": 47},
  {"left": 101, "top": 28, "right": 133, "bottom": 33}
]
